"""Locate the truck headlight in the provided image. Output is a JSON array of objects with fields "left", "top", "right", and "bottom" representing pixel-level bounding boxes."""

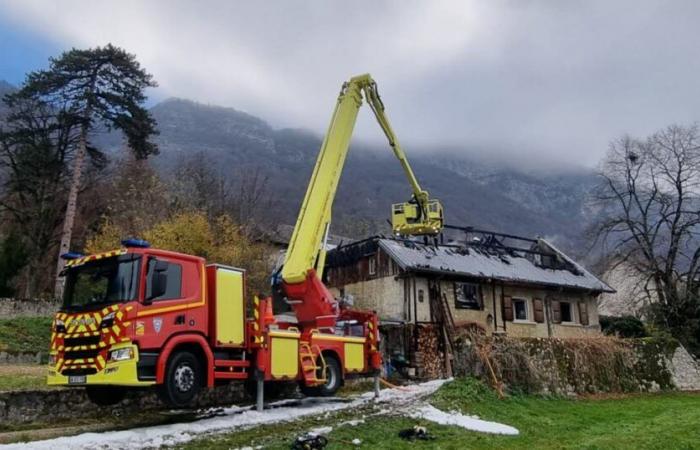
[{"left": 109, "top": 347, "right": 134, "bottom": 362}]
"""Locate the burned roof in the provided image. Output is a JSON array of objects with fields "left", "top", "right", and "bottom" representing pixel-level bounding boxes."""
[{"left": 327, "top": 228, "right": 614, "bottom": 293}]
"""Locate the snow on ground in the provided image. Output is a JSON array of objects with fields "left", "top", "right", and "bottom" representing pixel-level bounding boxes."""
[
  {"left": 1, "top": 380, "right": 449, "bottom": 450},
  {"left": 408, "top": 404, "right": 519, "bottom": 435}
]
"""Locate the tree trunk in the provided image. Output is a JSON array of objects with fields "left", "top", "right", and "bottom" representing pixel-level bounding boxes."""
[{"left": 53, "top": 126, "right": 88, "bottom": 298}]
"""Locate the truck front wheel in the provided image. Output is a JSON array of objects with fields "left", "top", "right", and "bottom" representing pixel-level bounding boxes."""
[{"left": 158, "top": 351, "right": 202, "bottom": 408}]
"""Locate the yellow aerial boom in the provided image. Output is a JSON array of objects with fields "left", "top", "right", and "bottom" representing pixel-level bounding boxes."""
[{"left": 282, "top": 74, "right": 443, "bottom": 285}]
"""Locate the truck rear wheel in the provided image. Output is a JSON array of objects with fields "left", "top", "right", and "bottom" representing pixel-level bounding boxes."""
[
  {"left": 158, "top": 351, "right": 202, "bottom": 408},
  {"left": 85, "top": 386, "right": 127, "bottom": 406},
  {"left": 300, "top": 356, "right": 342, "bottom": 397}
]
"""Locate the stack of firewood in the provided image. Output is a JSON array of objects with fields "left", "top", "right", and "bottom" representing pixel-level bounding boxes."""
[{"left": 414, "top": 324, "right": 445, "bottom": 379}]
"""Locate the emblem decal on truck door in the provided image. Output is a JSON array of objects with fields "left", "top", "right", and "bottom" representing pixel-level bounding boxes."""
[{"left": 153, "top": 318, "right": 163, "bottom": 333}]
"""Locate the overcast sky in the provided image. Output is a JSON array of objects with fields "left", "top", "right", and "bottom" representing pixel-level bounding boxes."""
[{"left": 1, "top": 0, "right": 699, "bottom": 168}]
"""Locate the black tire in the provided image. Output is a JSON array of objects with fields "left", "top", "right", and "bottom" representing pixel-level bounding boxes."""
[
  {"left": 85, "top": 386, "right": 127, "bottom": 406},
  {"left": 157, "top": 351, "right": 202, "bottom": 408},
  {"left": 300, "top": 356, "right": 342, "bottom": 397}
]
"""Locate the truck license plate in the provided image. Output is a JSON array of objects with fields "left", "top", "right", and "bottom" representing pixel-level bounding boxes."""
[{"left": 68, "top": 375, "right": 86, "bottom": 384}]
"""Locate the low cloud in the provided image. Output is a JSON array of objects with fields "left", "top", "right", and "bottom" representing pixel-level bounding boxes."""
[{"left": 1, "top": 0, "right": 699, "bottom": 167}]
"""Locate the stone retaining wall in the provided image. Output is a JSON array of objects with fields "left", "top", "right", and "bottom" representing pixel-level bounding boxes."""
[
  {"left": 0, "top": 298, "right": 59, "bottom": 319},
  {"left": 0, "top": 351, "right": 45, "bottom": 365},
  {"left": 453, "top": 335, "right": 700, "bottom": 395},
  {"left": 0, "top": 382, "right": 261, "bottom": 426}
]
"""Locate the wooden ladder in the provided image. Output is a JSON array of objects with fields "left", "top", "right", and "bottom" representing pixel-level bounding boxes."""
[
  {"left": 438, "top": 291, "right": 456, "bottom": 350},
  {"left": 299, "top": 342, "right": 326, "bottom": 386},
  {"left": 429, "top": 283, "right": 456, "bottom": 349}
]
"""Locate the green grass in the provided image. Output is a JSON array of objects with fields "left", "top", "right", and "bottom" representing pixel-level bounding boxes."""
[
  {"left": 0, "top": 316, "right": 52, "bottom": 354},
  {"left": 0, "top": 365, "right": 53, "bottom": 391},
  {"left": 183, "top": 378, "right": 700, "bottom": 450}
]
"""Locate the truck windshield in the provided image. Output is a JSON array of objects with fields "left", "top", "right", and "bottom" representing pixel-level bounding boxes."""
[{"left": 62, "top": 255, "right": 141, "bottom": 311}]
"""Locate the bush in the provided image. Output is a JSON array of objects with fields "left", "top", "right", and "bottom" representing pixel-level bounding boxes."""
[
  {"left": 600, "top": 315, "right": 647, "bottom": 338},
  {"left": 86, "top": 211, "right": 273, "bottom": 300}
]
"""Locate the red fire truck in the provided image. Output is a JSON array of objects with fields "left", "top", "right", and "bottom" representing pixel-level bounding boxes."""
[{"left": 47, "top": 74, "right": 443, "bottom": 408}]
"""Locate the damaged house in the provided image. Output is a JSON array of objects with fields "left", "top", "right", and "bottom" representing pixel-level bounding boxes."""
[{"left": 324, "top": 227, "right": 614, "bottom": 377}]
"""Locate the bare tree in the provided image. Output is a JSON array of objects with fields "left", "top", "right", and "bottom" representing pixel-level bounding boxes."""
[
  {"left": 593, "top": 124, "right": 700, "bottom": 349},
  {"left": 170, "top": 151, "right": 230, "bottom": 219},
  {"left": 169, "top": 153, "right": 274, "bottom": 237},
  {"left": 230, "top": 166, "right": 273, "bottom": 236}
]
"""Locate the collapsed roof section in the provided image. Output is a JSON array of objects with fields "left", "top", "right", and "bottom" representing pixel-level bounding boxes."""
[{"left": 326, "top": 227, "right": 614, "bottom": 294}]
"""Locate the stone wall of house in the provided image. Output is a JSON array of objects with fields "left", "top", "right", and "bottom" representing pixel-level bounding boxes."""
[
  {"left": 332, "top": 276, "right": 406, "bottom": 321},
  {"left": 453, "top": 335, "right": 700, "bottom": 395},
  {"left": 0, "top": 298, "right": 59, "bottom": 319},
  {"left": 442, "top": 280, "right": 495, "bottom": 328},
  {"left": 444, "top": 281, "right": 601, "bottom": 338},
  {"left": 331, "top": 272, "right": 602, "bottom": 339}
]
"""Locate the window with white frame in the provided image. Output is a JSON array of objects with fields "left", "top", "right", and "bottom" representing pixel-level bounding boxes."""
[
  {"left": 513, "top": 298, "right": 528, "bottom": 321},
  {"left": 368, "top": 256, "right": 377, "bottom": 276}
]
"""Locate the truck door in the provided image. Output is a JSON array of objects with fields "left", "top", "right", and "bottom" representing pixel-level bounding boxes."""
[{"left": 135, "top": 256, "right": 204, "bottom": 348}]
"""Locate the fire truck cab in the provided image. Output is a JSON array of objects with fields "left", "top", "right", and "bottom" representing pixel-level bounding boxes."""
[{"left": 48, "top": 240, "right": 374, "bottom": 407}]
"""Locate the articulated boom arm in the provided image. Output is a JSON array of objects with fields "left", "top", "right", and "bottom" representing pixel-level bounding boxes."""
[
  {"left": 282, "top": 74, "right": 442, "bottom": 286},
  {"left": 280, "top": 74, "right": 442, "bottom": 329}
]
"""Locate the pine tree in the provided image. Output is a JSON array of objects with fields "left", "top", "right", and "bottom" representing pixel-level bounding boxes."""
[{"left": 14, "top": 44, "right": 158, "bottom": 297}]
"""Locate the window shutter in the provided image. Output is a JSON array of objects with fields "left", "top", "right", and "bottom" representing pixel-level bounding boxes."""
[
  {"left": 502, "top": 295, "right": 513, "bottom": 321},
  {"left": 552, "top": 300, "right": 562, "bottom": 324},
  {"left": 578, "top": 301, "right": 589, "bottom": 326},
  {"left": 533, "top": 298, "right": 544, "bottom": 323}
]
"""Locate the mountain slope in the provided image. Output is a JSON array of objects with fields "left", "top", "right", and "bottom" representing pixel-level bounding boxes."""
[{"left": 100, "top": 97, "right": 597, "bottom": 253}]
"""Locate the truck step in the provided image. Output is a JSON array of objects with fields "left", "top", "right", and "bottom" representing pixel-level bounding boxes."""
[
  {"left": 214, "top": 359, "right": 250, "bottom": 368},
  {"left": 214, "top": 372, "right": 248, "bottom": 380}
]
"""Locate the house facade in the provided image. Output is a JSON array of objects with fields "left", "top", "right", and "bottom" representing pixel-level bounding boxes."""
[{"left": 325, "top": 231, "right": 614, "bottom": 340}]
